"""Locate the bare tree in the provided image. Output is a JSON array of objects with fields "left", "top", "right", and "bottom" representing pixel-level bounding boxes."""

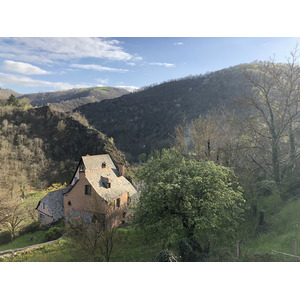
[
  {"left": 67, "top": 203, "right": 121, "bottom": 262},
  {"left": 240, "top": 46, "right": 300, "bottom": 184},
  {"left": 4, "top": 199, "right": 26, "bottom": 238}
]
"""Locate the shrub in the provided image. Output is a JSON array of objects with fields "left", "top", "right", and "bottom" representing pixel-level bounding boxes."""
[
  {"left": 0, "top": 231, "right": 13, "bottom": 246},
  {"left": 154, "top": 250, "right": 177, "bottom": 262},
  {"left": 18, "top": 221, "right": 41, "bottom": 236},
  {"left": 43, "top": 226, "right": 64, "bottom": 242}
]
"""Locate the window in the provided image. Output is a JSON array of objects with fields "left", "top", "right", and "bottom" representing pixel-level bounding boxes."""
[
  {"left": 85, "top": 185, "right": 91, "bottom": 195},
  {"left": 102, "top": 177, "right": 111, "bottom": 188},
  {"left": 116, "top": 198, "right": 121, "bottom": 208},
  {"left": 68, "top": 201, "right": 72, "bottom": 206},
  {"left": 39, "top": 213, "right": 45, "bottom": 220},
  {"left": 42, "top": 203, "right": 45, "bottom": 209}
]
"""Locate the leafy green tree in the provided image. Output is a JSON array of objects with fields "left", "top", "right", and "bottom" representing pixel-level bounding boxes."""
[
  {"left": 134, "top": 149, "right": 245, "bottom": 249},
  {"left": 7, "top": 94, "right": 19, "bottom": 106}
]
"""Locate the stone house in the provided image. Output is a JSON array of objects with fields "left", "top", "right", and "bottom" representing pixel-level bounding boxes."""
[{"left": 36, "top": 154, "right": 137, "bottom": 227}]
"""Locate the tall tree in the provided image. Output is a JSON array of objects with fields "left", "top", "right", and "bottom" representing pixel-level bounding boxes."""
[
  {"left": 241, "top": 47, "right": 300, "bottom": 184},
  {"left": 134, "top": 149, "right": 245, "bottom": 251}
]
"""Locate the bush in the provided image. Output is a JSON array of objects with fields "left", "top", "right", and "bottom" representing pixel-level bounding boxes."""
[
  {"left": 0, "top": 231, "right": 13, "bottom": 246},
  {"left": 18, "top": 221, "right": 41, "bottom": 236},
  {"left": 43, "top": 226, "right": 64, "bottom": 242},
  {"left": 154, "top": 250, "right": 177, "bottom": 262}
]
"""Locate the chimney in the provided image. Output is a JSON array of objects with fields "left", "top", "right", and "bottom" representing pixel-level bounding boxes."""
[
  {"left": 118, "top": 164, "right": 125, "bottom": 177},
  {"left": 102, "top": 162, "right": 107, "bottom": 168}
]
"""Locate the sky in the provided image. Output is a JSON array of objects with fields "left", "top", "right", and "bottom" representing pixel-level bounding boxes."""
[{"left": 0, "top": 37, "right": 300, "bottom": 94}]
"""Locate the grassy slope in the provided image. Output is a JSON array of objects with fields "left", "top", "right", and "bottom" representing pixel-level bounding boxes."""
[
  {"left": 0, "top": 230, "right": 48, "bottom": 252},
  {"left": 0, "top": 228, "right": 161, "bottom": 262},
  {"left": 240, "top": 195, "right": 300, "bottom": 261}
]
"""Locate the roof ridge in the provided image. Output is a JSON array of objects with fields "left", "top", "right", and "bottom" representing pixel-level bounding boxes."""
[{"left": 82, "top": 154, "right": 110, "bottom": 158}]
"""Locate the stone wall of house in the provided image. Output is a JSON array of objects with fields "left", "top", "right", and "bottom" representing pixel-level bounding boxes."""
[
  {"left": 38, "top": 211, "right": 53, "bottom": 224},
  {"left": 64, "top": 170, "right": 130, "bottom": 228},
  {"left": 107, "top": 193, "right": 129, "bottom": 228},
  {"left": 37, "top": 201, "right": 52, "bottom": 218}
]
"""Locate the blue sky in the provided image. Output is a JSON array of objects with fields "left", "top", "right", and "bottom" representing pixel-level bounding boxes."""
[{"left": 0, "top": 37, "right": 299, "bottom": 94}]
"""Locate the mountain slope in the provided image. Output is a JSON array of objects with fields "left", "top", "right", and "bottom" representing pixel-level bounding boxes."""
[
  {"left": 20, "top": 86, "right": 130, "bottom": 112},
  {"left": 0, "top": 106, "right": 127, "bottom": 190},
  {"left": 0, "top": 88, "right": 22, "bottom": 101},
  {"left": 76, "top": 64, "right": 252, "bottom": 161}
]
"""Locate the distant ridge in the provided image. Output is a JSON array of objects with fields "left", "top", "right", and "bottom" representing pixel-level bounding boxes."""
[
  {"left": 20, "top": 86, "right": 130, "bottom": 111},
  {"left": 76, "top": 64, "right": 253, "bottom": 161}
]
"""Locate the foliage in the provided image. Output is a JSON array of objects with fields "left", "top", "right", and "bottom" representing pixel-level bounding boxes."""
[
  {"left": 154, "top": 249, "right": 177, "bottom": 262},
  {"left": 19, "top": 86, "right": 129, "bottom": 112},
  {"left": 0, "top": 231, "right": 12, "bottom": 245},
  {"left": 0, "top": 105, "right": 127, "bottom": 192},
  {"left": 67, "top": 204, "right": 118, "bottom": 262},
  {"left": 18, "top": 221, "right": 41, "bottom": 236},
  {"left": 43, "top": 226, "right": 64, "bottom": 242},
  {"left": 7, "top": 94, "right": 19, "bottom": 106},
  {"left": 76, "top": 64, "right": 251, "bottom": 161},
  {"left": 134, "top": 149, "right": 246, "bottom": 254},
  {"left": 239, "top": 49, "right": 300, "bottom": 185}
]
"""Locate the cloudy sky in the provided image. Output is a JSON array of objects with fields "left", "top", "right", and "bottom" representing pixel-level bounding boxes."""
[{"left": 0, "top": 37, "right": 299, "bottom": 94}]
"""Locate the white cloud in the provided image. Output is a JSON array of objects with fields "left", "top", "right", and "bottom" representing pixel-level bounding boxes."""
[
  {"left": 0, "top": 72, "right": 90, "bottom": 91},
  {"left": 71, "top": 63, "right": 128, "bottom": 73},
  {"left": 116, "top": 85, "right": 140, "bottom": 92},
  {"left": 174, "top": 42, "right": 183, "bottom": 46},
  {"left": 96, "top": 78, "right": 109, "bottom": 85},
  {"left": 149, "top": 62, "right": 175, "bottom": 67},
  {"left": 2, "top": 60, "right": 50, "bottom": 75},
  {"left": 0, "top": 37, "right": 139, "bottom": 65}
]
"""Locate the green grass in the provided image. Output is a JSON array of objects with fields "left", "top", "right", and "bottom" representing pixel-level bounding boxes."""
[
  {"left": 1, "top": 228, "right": 162, "bottom": 262},
  {"left": 5, "top": 193, "right": 300, "bottom": 262},
  {"left": 240, "top": 195, "right": 300, "bottom": 261},
  {"left": 0, "top": 238, "right": 76, "bottom": 262},
  {"left": 0, "top": 230, "right": 47, "bottom": 251},
  {"left": 109, "top": 228, "right": 161, "bottom": 262},
  {"left": 93, "top": 86, "right": 109, "bottom": 92}
]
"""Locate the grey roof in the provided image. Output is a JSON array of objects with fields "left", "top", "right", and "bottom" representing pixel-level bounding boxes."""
[
  {"left": 85, "top": 167, "right": 137, "bottom": 202},
  {"left": 79, "top": 154, "right": 137, "bottom": 202},
  {"left": 82, "top": 154, "right": 118, "bottom": 176},
  {"left": 38, "top": 187, "right": 71, "bottom": 220}
]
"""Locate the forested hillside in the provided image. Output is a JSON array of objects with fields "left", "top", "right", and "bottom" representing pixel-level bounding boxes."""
[
  {"left": 0, "top": 105, "right": 127, "bottom": 193},
  {"left": 76, "top": 64, "right": 252, "bottom": 161},
  {"left": 19, "top": 86, "right": 130, "bottom": 112}
]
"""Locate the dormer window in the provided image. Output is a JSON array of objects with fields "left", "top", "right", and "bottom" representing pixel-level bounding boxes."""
[{"left": 102, "top": 177, "right": 111, "bottom": 188}]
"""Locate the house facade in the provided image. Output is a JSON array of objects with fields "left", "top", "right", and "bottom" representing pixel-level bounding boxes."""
[{"left": 37, "top": 154, "right": 137, "bottom": 227}]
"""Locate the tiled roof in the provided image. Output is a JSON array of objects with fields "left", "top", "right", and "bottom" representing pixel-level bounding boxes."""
[
  {"left": 86, "top": 168, "right": 136, "bottom": 202},
  {"left": 38, "top": 187, "right": 71, "bottom": 221},
  {"left": 82, "top": 154, "right": 118, "bottom": 176},
  {"left": 81, "top": 154, "right": 137, "bottom": 202}
]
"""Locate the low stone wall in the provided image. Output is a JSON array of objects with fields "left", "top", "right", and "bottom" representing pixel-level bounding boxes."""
[{"left": 0, "top": 239, "right": 60, "bottom": 259}]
